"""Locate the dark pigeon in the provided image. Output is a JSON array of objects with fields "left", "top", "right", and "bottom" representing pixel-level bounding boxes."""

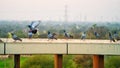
[
  {"left": 109, "top": 32, "right": 115, "bottom": 42},
  {"left": 63, "top": 30, "right": 73, "bottom": 39},
  {"left": 94, "top": 32, "right": 100, "bottom": 39},
  {"left": 11, "top": 33, "right": 22, "bottom": 42},
  {"left": 113, "top": 31, "right": 120, "bottom": 41},
  {"left": 48, "top": 31, "right": 57, "bottom": 40}
]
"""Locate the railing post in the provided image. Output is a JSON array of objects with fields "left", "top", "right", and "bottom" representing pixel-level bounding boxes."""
[
  {"left": 93, "top": 55, "right": 104, "bottom": 68},
  {"left": 14, "top": 54, "right": 20, "bottom": 68},
  {"left": 54, "top": 54, "right": 63, "bottom": 68}
]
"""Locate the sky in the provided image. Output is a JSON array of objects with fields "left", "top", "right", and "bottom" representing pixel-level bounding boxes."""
[{"left": 0, "top": 0, "right": 120, "bottom": 22}]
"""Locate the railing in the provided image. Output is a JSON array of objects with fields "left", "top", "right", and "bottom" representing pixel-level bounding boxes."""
[{"left": 0, "top": 39, "right": 120, "bottom": 68}]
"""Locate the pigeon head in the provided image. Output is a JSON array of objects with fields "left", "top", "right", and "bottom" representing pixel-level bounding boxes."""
[
  {"left": 11, "top": 33, "right": 14, "bottom": 36},
  {"left": 63, "top": 30, "right": 66, "bottom": 32},
  {"left": 48, "top": 31, "right": 50, "bottom": 34},
  {"left": 28, "top": 25, "right": 31, "bottom": 28},
  {"left": 114, "top": 31, "right": 117, "bottom": 34}
]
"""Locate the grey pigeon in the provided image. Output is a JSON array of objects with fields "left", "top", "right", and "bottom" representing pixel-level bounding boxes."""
[
  {"left": 109, "top": 32, "right": 115, "bottom": 42},
  {"left": 48, "top": 31, "right": 57, "bottom": 40},
  {"left": 11, "top": 33, "right": 22, "bottom": 42},
  {"left": 81, "top": 32, "right": 86, "bottom": 40},
  {"left": 63, "top": 30, "right": 73, "bottom": 39},
  {"left": 94, "top": 31, "right": 100, "bottom": 39},
  {"left": 113, "top": 31, "right": 120, "bottom": 41}
]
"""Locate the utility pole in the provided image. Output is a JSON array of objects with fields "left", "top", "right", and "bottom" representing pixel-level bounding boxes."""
[
  {"left": 65, "top": 4, "right": 68, "bottom": 23},
  {"left": 84, "top": 15, "right": 87, "bottom": 22},
  {"left": 63, "top": 4, "right": 68, "bottom": 29}
]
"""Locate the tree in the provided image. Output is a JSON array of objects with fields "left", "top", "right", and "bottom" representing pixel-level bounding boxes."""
[
  {"left": 87, "top": 25, "right": 109, "bottom": 39},
  {"left": 73, "top": 55, "right": 92, "bottom": 68}
]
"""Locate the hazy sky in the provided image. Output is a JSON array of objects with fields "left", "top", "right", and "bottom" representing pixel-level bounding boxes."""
[{"left": 0, "top": 0, "right": 120, "bottom": 22}]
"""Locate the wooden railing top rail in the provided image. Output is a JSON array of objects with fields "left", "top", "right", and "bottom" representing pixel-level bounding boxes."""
[{"left": 0, "top": 38, "right": 120, "bottom": 55}]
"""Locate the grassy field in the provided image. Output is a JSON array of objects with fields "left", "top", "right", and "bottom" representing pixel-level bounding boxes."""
[
  {"left": 0, "top": 55, "right": 75, "bottom": 68},
  {"left": 1, "top": 55, "right": 120, "bottom": 68},
  {"left": 0, "top": 55, "right": 28, "bottom": 68}
]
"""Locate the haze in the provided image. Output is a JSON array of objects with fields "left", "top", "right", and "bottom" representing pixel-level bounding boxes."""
[{"left": 0, "top": 0, "right": 120, "bottom": 22}]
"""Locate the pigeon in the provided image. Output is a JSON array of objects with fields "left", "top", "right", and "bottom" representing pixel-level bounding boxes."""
[
  {"left": 11, "top": 33, "right": 22, "bottom": 42},
  {"left": 47, "top": 31, "right": 57, "bottom": 40},
  {"left": 108, "top": 32, "right": 115, "bottom": 42},
  {"left": 113, "top": 31, "right": 120, "bottom": 41},
  {"left": 63, "top": 30, "right": 73, "bottom": 39},
  {"left": 28, "top": 20, "right": 41, "bottom": 34},
  {"left": 94, "top": 32, "right": 100, "bottom": 39},
  {"left": 81, "top": 32, "right": 86, "bottom": 40}
]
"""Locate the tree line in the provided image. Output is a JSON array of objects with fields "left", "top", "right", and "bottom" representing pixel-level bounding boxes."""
[{"left": 0, "top": 21, "right": 120, "bottom": 39}]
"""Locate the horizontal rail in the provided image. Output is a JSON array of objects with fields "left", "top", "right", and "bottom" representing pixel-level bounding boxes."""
[
  {"left": 6, "top": 43, "right": 67, "bottom": 54},
  {"left": 0, "top": 39, "right": 120, "bottom": 55},
  {"left": 68, "top": 43, "right": 120, "bottom": 55}
]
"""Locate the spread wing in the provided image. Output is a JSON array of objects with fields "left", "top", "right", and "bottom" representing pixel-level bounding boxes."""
[
  {"left": 31, "top": 21, "right": 41, "bottom": 29},
  {"left": 28, "top": 20, "right": 41, "bottom": 30}
]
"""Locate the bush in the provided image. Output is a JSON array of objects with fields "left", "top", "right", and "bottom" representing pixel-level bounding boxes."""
[
  {"left": 73, "top": 55, "right": 92, "bottom": 68},
  {"left": 21, "top": 55, "right": 54, "bottom": 68},
  {"left": 105, "top": 56, "right": 120, "bottom": 68},
  {"left": 63, "top": 55, "right": 76, "bottom": 68}
]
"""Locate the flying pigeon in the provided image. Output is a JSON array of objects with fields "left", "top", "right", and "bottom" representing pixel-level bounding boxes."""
[{"left": 28, "top": 20, "right": 41, "bottom": 34}]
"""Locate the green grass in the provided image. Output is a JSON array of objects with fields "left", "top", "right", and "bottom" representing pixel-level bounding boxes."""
[
  {"left": 0, "top": 57, "right": 13, "bottom": 68},
  {"left": 1, "top": 55, "right": 120, "bottom": 68},
  {"left": 0, "top": 56, "right": 28, "bottom": 68},
  {"left": 21, "top": 55, "right": 54, "bottom": 68}
]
